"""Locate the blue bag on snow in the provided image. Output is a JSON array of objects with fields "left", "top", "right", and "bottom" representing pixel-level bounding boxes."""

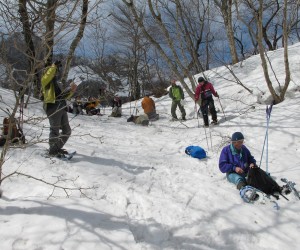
[{"left": 185, "top": 146, "right": 206, "bottom": 159}]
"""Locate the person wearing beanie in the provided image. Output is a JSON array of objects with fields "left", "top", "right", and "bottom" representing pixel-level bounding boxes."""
[
  {"left": 169, "top": 79, "right": 186, "bottom": 121},
  {"left": 194, "top": 76, "right": 219, "bottom": 127},
  {"left": 219, "top": 132, "right": 257, "bottom": 190}
]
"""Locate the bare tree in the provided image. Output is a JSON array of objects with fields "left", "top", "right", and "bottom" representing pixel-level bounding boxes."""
[
  {"left": 213, "top": 0, "right": 239, "bottom": 64},
  {"left": 0, "top": 0, "right": 104, "bottom": 193},
  {"left": 236, "top": 0, "right": 293, "bottom": 103},
  {"left": 120, "top": 0, "right": 214, "bottom": 99},
  {"left": 110, "top": 3, "right": 149, "bottom": 100}
]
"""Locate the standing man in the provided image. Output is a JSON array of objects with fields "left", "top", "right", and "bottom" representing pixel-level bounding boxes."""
[
  {"left": 169, "top": 79, "right": 186, "bottom": 121},
  {"left": 194, "top": 77, "right": 219, "bottom": 127},
  {"left": 41, "top": 60, "right": 77, "bottom": 157}
]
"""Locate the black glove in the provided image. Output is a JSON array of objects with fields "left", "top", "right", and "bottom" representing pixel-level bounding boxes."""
[{"left": 54, "top": 60, "right": 62, "bottom": 67}]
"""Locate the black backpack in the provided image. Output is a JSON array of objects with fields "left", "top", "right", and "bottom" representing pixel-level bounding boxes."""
[
  {"left": 0, "top": 117, "right": 25, "bottom": 146},
  {"left": 247, "top": 167, "right": 282, "bottom": 195}
]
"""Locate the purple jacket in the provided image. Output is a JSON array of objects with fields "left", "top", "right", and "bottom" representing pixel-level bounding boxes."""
[{"left": 219, "top": 144, "right": 256, "bottom": 174}]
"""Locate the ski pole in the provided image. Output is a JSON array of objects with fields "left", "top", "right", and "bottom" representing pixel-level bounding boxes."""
[
  {"left": 195, "top": 103, "right": 200, "bottom": 128},
  {"left": 218, "top": 97, "right": 226, "bottom": 121}
]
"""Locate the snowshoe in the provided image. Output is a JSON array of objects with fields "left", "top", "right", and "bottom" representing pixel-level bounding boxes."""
[
  {"left": 240, "top": 186, "right": 259, "bottom": 203},
  {"left": 46, "top": 149, "right": 76, "bottom": 161}
]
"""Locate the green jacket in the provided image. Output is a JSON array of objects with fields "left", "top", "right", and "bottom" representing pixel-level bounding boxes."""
[
  {"left": 169, "top": 85, "right": 184, "bottom": 101},
  {"left": 41, "top": 64, "right": 73, "bottom": 105}
]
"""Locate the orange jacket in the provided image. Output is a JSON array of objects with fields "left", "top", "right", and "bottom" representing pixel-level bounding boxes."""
[{"left": 141, "top": 96, "right": 155, "bottom": 114}]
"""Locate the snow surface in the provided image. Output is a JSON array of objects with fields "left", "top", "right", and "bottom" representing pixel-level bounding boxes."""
[{"left": 1, "top": 43, "right": 300, "bottom": 250}]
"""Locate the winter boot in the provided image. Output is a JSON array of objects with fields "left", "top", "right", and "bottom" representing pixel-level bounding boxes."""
[
  {"left": 211, "top": 119, "right": 218, "bottom": 125},
  {"left": 237, "top": 181, "right": 247, "bottom": 190},
  {"left": 58, "top": 148, "right": 68, "bottom": 154}
]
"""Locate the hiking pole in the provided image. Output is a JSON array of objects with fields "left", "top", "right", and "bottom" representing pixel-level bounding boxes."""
[
  {"left": 218, "top": 97, "right": 226, "bottom": 121},
  {"left": 197, "top": 102, "right": 209, "bottom": 150},
  {"left": 265, "top": 105, "right": 272, "bottom": 174},
  {"left": 195, "top": 103, "right": 200, "bottom": 128},
  {"left": 209, "top": 128, "right": 212, "bottom": 149},
  {"left": 132, "top": 99, "right": 138, "bottom": 115},
  {"left": 203, "top": 126, "right": 209, "bottom": 150},
  {"left": 259, "top": 104, "right": 273, "bottom": 173}
]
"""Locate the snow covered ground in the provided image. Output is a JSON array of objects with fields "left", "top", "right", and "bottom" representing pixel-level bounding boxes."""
[{"left": 0, "top": 43, "right": 300, "bottom": 250}]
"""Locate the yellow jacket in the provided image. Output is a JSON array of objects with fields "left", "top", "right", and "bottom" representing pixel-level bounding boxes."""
[{"left": 41, "top": 64, "right": 73, "bottom": 104}]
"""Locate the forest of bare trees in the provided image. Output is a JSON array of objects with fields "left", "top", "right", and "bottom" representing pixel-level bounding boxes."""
[{"left": 0, "top": 0, "right": 299, "bottom": 105}]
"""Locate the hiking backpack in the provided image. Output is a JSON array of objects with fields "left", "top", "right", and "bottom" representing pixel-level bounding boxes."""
[
  {"left": 0, "top": 117, "right": 25, "bottom": 146},
  {"left": 247, "top": 167, "right": 282, "bottom": 195},
  {"left": 185, "top": 146, "right": 207, "bottom": 159}
]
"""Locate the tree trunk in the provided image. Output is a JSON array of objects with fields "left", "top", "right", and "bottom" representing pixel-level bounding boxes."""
[
  {"left": 61, "top": 0, "right": 89, "bottom": 83},
  {"left": 214, "top": 0, "right": 239, "bottom": 64},
  {"left": 280, "top": 0, "right": 291, "bottom": 100},
  {"left": 18, "top": 0, "right": 40, "bottom": 99},
  {"left": 256, "top": 0, "right": 281, "bottom": 104}
]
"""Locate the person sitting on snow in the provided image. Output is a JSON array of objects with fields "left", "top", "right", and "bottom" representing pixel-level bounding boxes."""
[
  {"left": 127, "top": 114, "right": 149, "bottom": 126},
  {"left": 219, "top": 132, "right": 257, "bottom": 190},
  {"left": 72, "top": 95, "right": 84, "bottom": 115},
  {"left": 84, "top": 96, "right": 100, "bottom": 115},
  {"left": 109, "top": 95, "right": 122, "bottom": 117},
  {"left": 141, "top": 94, "right": 159, "bottom": 121}
]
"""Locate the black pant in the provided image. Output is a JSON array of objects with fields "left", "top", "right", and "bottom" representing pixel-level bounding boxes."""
[{"left": 200, "top": 98, "right": 217, "bottom": 126}]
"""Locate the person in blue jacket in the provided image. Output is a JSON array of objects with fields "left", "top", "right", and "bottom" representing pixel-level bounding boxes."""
[{"left": 219, "top": 132, "right": 257, "bottom": 190}]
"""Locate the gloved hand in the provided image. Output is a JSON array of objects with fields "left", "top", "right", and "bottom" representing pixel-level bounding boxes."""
[
  {"left": 216, "top": 92, "right": 219, "bottom": 98},
  {"left": 54, "top": 60, "right": 62, "bottom": 67}
]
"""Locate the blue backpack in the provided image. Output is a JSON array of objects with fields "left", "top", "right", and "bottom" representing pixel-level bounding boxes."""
[{"left": 185, "top": 146, "right": 206, "bottom": 159}]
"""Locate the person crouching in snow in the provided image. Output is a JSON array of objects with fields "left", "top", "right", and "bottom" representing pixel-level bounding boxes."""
[
  {"left": 219, "top": 132, "right": 257, "bottom": 190},
  {"left": 141, "top": 94, "right": 159, "bottom": 121}
]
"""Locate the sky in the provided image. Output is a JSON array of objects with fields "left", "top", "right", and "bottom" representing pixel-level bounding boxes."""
[{"left": 0, "top": 43, "right": 300, "bottom": 250}]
